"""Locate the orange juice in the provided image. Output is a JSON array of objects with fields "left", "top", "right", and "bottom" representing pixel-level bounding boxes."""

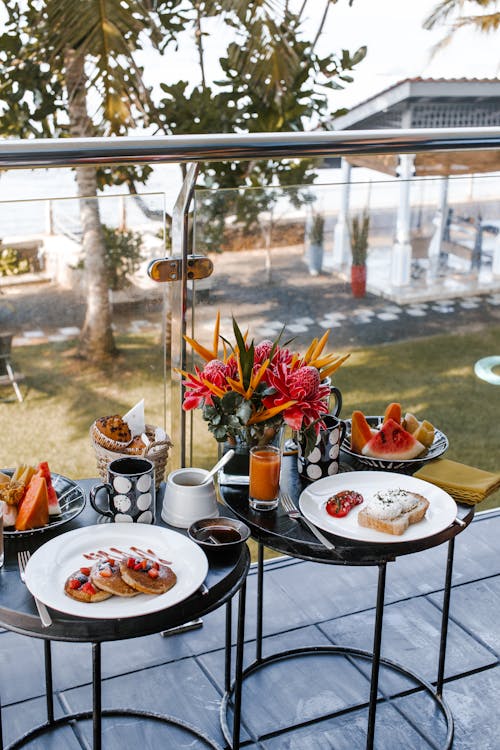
[{"left": 249, "top": 446, "right": 281, "bottom": 510}]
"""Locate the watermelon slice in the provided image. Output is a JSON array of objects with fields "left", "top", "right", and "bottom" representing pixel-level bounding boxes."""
[
  {"left": 15, "top": 475, "right": 49, "bottom": 531},
  {"left": 37, "top": 462, "right": 61, "bottom": 515},
  {"left": 362, "top": 418, "right": 425, "bottom": 461}
]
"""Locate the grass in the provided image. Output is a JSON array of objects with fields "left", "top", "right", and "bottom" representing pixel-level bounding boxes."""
[{"left": 1, "top": 325, "right": 499, "bottom": 559}]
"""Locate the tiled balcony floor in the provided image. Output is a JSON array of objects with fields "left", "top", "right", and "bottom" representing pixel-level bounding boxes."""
[{"left": 2, "top": 509, "right": 500, "bottom": 749}]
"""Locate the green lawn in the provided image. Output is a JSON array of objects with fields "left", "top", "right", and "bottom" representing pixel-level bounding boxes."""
[{"left": 2, "top": 325, "right": 499, "bottom": 524}]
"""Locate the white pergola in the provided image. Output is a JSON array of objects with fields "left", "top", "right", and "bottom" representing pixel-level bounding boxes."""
[{"left": 331, "top": 78, "right": 500, "bottom": 288}]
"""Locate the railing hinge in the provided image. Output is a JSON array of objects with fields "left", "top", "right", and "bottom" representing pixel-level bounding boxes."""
[{"left": 147, "top": 255, "right": 213, "bottom": 283}]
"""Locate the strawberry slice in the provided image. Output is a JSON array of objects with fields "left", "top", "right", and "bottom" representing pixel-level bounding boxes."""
[
  {"left": 68, "top": 578, "right": 82, "bottom": 590},
  {"left": 82, "top": 582, "right": 96, "bottom": 595},
  {"left": 80, "top": 567, "right": 91, "bottom": 576},
  {"left": 147, "top": 568, "right": 159, "bottom": 579},
  {"left": 99, "top": 568, "right": 112, "bottom": 578}
]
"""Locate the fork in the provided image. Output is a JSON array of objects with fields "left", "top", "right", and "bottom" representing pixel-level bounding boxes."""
[
  {"left": 280, "top": 494, "right": 336, "bottom": 551},
  {"left": 18, "top": 551, "right": 52, "bottom": 627}
]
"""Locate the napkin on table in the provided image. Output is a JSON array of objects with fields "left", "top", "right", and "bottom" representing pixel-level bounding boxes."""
[{"left": 414, "top": 458, "right": 500, "bottom": 505}]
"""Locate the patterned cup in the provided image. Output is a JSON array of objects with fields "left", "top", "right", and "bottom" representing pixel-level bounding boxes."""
[
  {"left": 297, "top": 415, "right": 346, "bottom": 482},
  {"left": 90, "top": 457, "right": 155, "bottom": 524}
]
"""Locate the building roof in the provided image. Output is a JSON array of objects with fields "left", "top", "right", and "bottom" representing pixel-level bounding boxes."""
[{"left": 333, "top": 78, "right": 500, "bottom": 176}]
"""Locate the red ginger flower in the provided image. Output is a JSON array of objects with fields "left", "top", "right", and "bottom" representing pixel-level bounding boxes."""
[
  {"left": 262, "top": 362, "right": 331, "bottom": 432},
  {"left": 202, "top": 359, "right": 228, "bottom": 388}
]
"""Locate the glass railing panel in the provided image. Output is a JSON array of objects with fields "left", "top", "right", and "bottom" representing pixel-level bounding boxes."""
[
  {"left": 190, "top": 164, "right": 500, "bottom": 509},
  {"left": 0, "top": 190, "right": 169, "bottom": 481}
]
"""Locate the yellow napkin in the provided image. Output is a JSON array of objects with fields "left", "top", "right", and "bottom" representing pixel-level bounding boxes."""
[{"left": 414, "top": 458, "right": 500, "bottom": 505}]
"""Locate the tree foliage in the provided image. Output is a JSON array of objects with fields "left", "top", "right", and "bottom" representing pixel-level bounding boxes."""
[{"left": 424, "top": 0, "right": 500, "bottom": 54}]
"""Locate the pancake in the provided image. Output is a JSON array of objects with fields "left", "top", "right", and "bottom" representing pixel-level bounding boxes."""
[
  {"left": 119, "top": 556, "right": 177, "bottom": 595},
  {"left": 64, "top": 568, "right": 112, "bottom": 603},
  {"left": 91, "top": 559, "right": 139, "bottom": 597}
]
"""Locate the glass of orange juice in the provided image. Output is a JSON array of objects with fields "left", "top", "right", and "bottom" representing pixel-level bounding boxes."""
[{"left": 249, "top": 445, "right": 281, "bottom": 511}]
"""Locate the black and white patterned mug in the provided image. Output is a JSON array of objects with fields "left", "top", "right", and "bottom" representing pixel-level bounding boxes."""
[
  {"left": 90, "top": 457, "right": 155, "bottom": 524},
  {"left": 297, "top": 415, "right": 346, "bottom": 482}
]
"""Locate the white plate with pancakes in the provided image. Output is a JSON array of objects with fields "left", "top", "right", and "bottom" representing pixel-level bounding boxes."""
[
  {"left": 24, "top": 524, "right": 209, "bottom": 618},
  {"left": 299, "top": 471, "right": 458, "bottom": 544}
]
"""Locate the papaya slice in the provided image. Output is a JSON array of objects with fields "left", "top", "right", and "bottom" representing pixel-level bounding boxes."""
[
  {"left": 362, "top": 418, "right": 425, "bottom": 461},
  {"left": 383, "top": 402, "right": 402, "bottom": 424},
  {"left": 351, "top": 410, "right": 373, "bottom": 453},
  {"left": 15, "top": 475, "right": 49, "bottom": 531}
]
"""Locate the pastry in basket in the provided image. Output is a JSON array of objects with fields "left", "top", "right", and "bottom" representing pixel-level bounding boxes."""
[
  {"left": 93, "top": 415, "right": 132, "bottom": 449},
  {"left": 65, "top": 567, "right": 113, "bottom": 603},
  {"left": 119, "top": 556, "right": 177, "bottom": 595},
  {"left": 90, "top": 558, "right": 139, "bottom": 598},
  {"left": 357, "top": 488, "right": 429, "bottom": 536},
  {"left": 126, "top": 435, "right": 147, "bottom": 455}
]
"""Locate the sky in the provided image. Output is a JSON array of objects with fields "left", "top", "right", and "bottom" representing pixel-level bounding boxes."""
[{"left": 137, "top": 0, "right": 500, "bottom": 115}]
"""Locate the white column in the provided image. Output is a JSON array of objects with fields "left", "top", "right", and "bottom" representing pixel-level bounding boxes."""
[
  {"left": 331, "top": 159, "right": 352, "bottom": 270},
  {"left": 427, "top": 176, "right": 449, "bottom": 281},
  {"left": 492, "top": 232, "right": 500, "bottom": 276},
  {"left": 391, "top": 153, "right": 415, "bottom": 287}
]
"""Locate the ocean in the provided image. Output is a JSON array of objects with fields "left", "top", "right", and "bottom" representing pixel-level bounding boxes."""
[{"left": 0, "top": 162, "right": 499, "bottom": 241}]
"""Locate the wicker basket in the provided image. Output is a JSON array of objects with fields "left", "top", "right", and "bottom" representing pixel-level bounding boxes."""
[{"left": 90, "top": 423, "right": 172, "bottom": 490}]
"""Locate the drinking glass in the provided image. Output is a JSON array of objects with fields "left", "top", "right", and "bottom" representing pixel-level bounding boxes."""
[{"left": 249, "top": 445, "right": 281, "bottom": 511}]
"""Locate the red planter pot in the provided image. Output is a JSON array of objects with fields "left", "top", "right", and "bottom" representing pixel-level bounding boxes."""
[{"left": 351, "top": 264, "right": 366, "bottom": 298}]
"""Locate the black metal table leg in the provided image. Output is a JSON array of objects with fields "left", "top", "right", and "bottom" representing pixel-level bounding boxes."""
[
  {"left": 366, "top": 562, "right": 387, "bottom": 750},
  {"left": 256, "top": 543, "right": 264, "bottom": 662},
  {"left": 225, "top": 599, "right": 232, "bottom": 693},
  {"left": 231, "top": 579, "right": 247, "bottom": 750},
  {"left": 44, "top": 641, "right": 54, "bottom": 725},
  {"left": 92, "top": 642, "right": 102, "bottom": 750},
  {"left": 437, "top": 537, "right": 455, "bottom": 697}
]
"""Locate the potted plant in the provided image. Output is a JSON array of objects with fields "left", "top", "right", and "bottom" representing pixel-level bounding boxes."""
[
  {"left": 350, "top": 211, "right": 370, "bottom": 297},
  {"left": 306, "top": 212, "right": 325, "bottom": 276}
]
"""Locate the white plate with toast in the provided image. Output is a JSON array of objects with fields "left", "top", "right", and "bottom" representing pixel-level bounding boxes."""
[
  {"left": 24, "top": 524, "right": 208, "bottom": 619},
  {"left": 299, "top": 471, "right": 457, "bottom": 544}
]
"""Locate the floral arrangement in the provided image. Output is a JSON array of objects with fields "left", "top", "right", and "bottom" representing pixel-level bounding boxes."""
[{"left": 179, "top": 314, "right": 349, "bottom": 456}]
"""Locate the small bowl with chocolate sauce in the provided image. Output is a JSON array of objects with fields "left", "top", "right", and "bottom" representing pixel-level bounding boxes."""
[{"left": 188, "top": 517, "right": 250, "bottom": 558}]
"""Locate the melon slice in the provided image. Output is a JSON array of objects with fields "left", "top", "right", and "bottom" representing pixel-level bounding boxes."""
[
  {"left": 402, "top": 412, "right": 420, "bottom": 434},
  {"left": 414, "top": 419, "right": 435, "bottom": 448},
  {"left": 351, "top": 410, "right": 373, "bottom": 453},
  {"left": 2, "top": 501, "right": 18, "bottom": 528},
  {"left": 362, "top": 418, "right": 425, "bottom": 461},
  {"left": 37, "top": 462, "right": 61, "bottom": 515},
  {"left": 383, "top": 402, "right": 402, "bottom": 424},
  {"left": 15, "top": 475, "right": 49, "bottom": 531}
]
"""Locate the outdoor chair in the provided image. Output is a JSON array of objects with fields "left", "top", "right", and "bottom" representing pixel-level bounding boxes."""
[{"left": 0, "top": 332, "right": 24, "bottom": 402}]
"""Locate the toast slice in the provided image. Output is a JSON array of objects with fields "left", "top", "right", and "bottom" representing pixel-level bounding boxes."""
[{"left": 358, "top": 489, "right": 429, "bottom": 536}]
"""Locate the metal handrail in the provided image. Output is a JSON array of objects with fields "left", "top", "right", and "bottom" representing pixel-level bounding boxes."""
[{"left": 0, "top": 127, "right": 499, "bottom": 169}]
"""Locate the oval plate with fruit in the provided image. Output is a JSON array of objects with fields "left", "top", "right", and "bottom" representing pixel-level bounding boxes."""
[
  {"left": 341, "top": 411, "right": 449, "bottom": 472},
  {"left": 1, "top": 469, "right": 86, "bottom": 540}
]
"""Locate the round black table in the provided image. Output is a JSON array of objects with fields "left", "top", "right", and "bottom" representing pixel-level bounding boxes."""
[
  {"left": 0, "top": 481, "right": 250, "bottom": 750},
  {"left": 219, "top": 455, "right": 474, "bottom": 750}
]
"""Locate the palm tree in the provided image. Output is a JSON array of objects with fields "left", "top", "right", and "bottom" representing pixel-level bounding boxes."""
[
  {"left": 0, "top": 0, "right": 166, "bottom": 361},
  {"left": 424, "top": 0, "right": 500, "bottom": 51}
]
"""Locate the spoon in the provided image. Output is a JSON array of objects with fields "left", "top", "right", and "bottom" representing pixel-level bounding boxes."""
[{"left": 200, "top": 450, "right": 235, "bottom": 484}]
